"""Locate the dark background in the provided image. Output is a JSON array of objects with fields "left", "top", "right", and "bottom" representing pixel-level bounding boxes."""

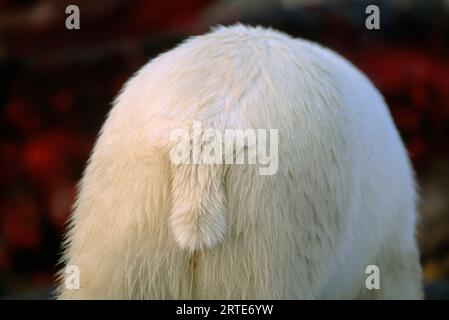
[{"left": 0, "top": 0, "right": 448, "bottom": 298}]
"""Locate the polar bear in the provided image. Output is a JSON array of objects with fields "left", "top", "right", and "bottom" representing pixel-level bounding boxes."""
[{"left": 57, "top": 24, "right": 423, "bottom": 299}]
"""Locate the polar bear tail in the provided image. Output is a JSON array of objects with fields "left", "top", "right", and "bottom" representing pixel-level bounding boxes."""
[{"left": 169, "top": 163, "right": 227, "bottom": 252}]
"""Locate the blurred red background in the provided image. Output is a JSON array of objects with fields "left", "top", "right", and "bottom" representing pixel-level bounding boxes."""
[{"left": 0, "top": 0, "right": 448, "bottom": 297}]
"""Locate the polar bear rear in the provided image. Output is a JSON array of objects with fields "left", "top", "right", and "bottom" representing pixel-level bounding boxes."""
[{"left": 57, "top": 25, "right": 422, "bottom": 299}]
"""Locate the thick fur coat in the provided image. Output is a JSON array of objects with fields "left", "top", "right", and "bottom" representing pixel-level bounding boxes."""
[{"left": 57, "top": 25, "right": 423, "bottom": 299}]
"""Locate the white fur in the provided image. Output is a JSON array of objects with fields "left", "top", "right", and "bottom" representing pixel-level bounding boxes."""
[{"left": 57, "top": 25, "right": 422, "bottom": 299}]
